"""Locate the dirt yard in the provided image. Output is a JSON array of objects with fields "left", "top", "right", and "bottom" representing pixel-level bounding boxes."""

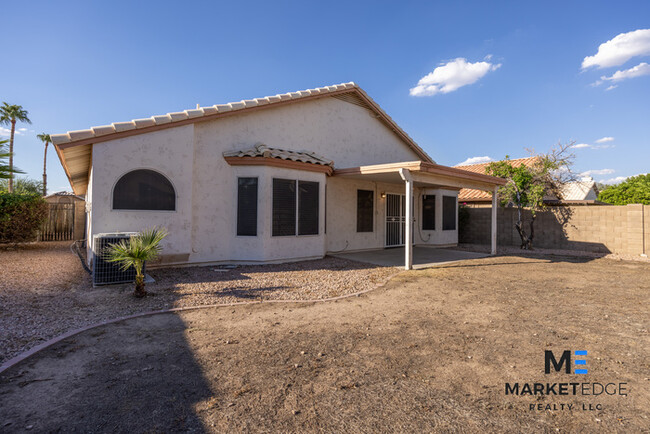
[
  {"left": 0, "top": 242, "right": 395, "bottom": 364},
  {"left": 1, "top": 254, "right": 648, "bottom": 432}
]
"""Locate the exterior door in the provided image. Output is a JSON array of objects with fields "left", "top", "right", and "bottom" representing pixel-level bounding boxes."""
[{"left": 385, "top": 194, "right": 406, "bottom": 247}]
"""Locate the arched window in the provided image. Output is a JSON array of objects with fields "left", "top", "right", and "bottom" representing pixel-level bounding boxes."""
[{"left": 112, "top": 169, "right": 176, "bottom": 210}]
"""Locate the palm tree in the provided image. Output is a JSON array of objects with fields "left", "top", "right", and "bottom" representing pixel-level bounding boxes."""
[
  {"left": 105, "top": 227, "right": 168, "bottom": 298},
  {"left": 37, "top": 133, "right": 51, "bottom": 196},
  {"left": 0, "top": 139, "right": 23, "bottom": 180},
  {"left": 0, "top": 103, "right": 31, "bottom": 193}
]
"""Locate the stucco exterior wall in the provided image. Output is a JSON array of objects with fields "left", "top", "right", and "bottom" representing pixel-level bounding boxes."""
[
  {"left": 89, "top": 125, "right": 195, "bottom": 263},
  {"left": 86, "top": 96, "right": 429, "bottom": 266},
  {"left": 326, "top": 178, "right": 458, "bottom": 252}
]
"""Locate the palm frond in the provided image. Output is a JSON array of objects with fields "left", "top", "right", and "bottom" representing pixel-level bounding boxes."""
[
  {"left": 104, "top": 227, "right": 168, "bottom": 274},
  {"left": 0, "top": 103, "right": 31, "bottom": 125}
]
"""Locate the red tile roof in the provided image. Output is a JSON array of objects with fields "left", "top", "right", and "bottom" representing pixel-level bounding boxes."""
[{"left": 455, "top": 157, "right": 540, "bottom": 202}]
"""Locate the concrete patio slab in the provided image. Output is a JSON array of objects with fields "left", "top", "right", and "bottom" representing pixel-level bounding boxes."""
[{"left": 331, "top": 246, "right": 489, "bottom": 269}]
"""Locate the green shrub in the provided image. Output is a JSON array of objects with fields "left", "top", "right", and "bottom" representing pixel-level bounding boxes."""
[
  {"left": 598, "top": 174, "right": 650, "bottom": 205},
  {"left": 0, "top": 192, "right": 48, "bottom": 243}
]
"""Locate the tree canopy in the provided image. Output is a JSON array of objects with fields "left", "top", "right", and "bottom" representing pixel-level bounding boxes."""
[
  {"left": 485, "top": 142, "right": 575, "bottom": 249},
  {"left": 0, "top": 177, "right": 44, "bottom": 195},
  {"left": 598, "top": 174, "right": 650, "bottom": 205}
]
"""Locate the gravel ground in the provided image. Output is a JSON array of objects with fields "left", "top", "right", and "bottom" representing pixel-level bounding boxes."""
[
  {"left": 2, "top": 254, "right": 648, "bottom": 432},
  {"left": 455, "top": 243, "right": 650, "bottom": 263},
  {"left": 0, "top": 242, "right": 395, "bottom": 365}
]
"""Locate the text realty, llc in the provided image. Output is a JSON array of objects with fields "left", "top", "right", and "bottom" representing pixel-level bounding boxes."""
[{"left": 504, "top": 350, "right": 628, "bottom": 411}]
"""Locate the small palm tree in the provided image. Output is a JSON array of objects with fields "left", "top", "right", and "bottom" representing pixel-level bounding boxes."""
[
  {"left": 105, "top": 227, "right": 168, "bottom": 298},
  {"left": 0, "top": 103, "right": 31, "bottom": 193},
  {"left": 37, "top": 133, "right": 51, "bottom": 196}
]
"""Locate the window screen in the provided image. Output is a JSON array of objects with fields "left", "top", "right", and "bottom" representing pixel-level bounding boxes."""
[
  {"left": 422, "top": 195, "right": 435, "bottom": 230},
  {"left": 113, "top": 169, "right": 175, "bottom": 210},
  {"left": 356, "top": 190, "right": 374, "bottom": 232},
  {"left": 298, "top": 181, "right": 319, "bottom": 235},
  {"left": 237, "top": 178, "right": 258, "bottom": 236},
  {"left": 443, "top": 195, "right": 457, "bottom": 230},
  {"left": 272, "top": 179, "right": 297, "bottom": 236}
]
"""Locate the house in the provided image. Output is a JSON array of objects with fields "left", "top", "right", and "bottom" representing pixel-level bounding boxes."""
[
  {"left": 52, "top": 82, "right": 505, "bottom": 270},
  {"left": 455, "top": 157, "right": 601, "bottom": 206}
]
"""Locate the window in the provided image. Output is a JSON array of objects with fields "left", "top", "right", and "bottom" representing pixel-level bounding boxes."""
[
  {"left": 422, "top": 195, "right": 435, "bottom": 230},
  {"left": 113, "top": 169, "right": 175, "bottom": 210},
  {"left": 237, "top": 178, "right": 258, "bottom": 236},
  {"left": 356, "top": 190, "right": 374, "bottom": 232},
  {"left": 443, "top": 195, "right": 456, "bottom": 230},
  {"left": 273, "top": 178, "right": 320, "bottom": 236},
  {"left": 273, "top": 179, "right": 296, "bottom": 236},
  {"left": 299, "top": 181, "right": 319, "bottom": 235}
]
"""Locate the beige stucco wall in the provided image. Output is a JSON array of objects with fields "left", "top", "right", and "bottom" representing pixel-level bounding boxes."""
[
  {"left": 86, "top": 96, "right": 429, "bottom": 265},
  {"left": 326, "top": 178, "right": 458, "bottom": 252},
  {"left": 89, "top": 125, "right": 195, "bottom": 263}
]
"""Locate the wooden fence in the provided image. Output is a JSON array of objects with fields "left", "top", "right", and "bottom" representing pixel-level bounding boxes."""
[{"left": 40, "top": 203, "right": 76, "bottom": 241}]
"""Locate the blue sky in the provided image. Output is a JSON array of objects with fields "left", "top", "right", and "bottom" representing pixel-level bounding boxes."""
[{"left": 2, "top": 0, "right": 649, "bottom": 192}]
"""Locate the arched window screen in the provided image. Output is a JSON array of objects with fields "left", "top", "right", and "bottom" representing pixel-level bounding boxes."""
[{"left": 113, "top": 169, "right": 176, "bottom": 210}]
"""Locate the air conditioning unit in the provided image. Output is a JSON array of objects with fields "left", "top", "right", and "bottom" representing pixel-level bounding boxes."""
[{"left": 92, "top": 232, "right": 144, "bottom": 286}]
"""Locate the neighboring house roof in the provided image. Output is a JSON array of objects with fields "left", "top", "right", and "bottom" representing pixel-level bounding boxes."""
[
  {"left": 455, "top": 157, "right": 600, "bottom": 204},
  {"left": 455, "top": 157, "right": 540, "bottom": 202},
  {"left": 53, "top": 82, "right": 433, "bottom": 195},
  {"left": 223, "top": 143, "right": 335, "bottom": 175},
  {"left": 44, "top": 191, "right": 85, "bottom": 201},
  {"left": 557, "top": 178, "right": 598, "bottom": 201}
]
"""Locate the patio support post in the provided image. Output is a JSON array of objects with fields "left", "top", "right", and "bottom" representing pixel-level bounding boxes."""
[
  {"left": 491, "top": 186, "right": 498, "bottom": 255},
  {"left": 399, "top": 168, "right": 413, "bottom": 270}
]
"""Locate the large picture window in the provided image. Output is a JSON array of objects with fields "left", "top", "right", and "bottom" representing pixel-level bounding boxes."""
[
  {"left": 272, "top": 178, "right": 320, "bottom": 236},
  {"left": 237, "top": 177, "right": 258, "bottom": 236},
  {"left": 442, "top": 195, "right": 457, "bottom": 230},
  {"left": 112, "top": 169, "right": 175, "bottom": 210},
  {"left": 356, "top": 190, "right": 374, "bottom": 232},
  {"left": 422, "top": 195, "right": 435, "bottom": 230}
]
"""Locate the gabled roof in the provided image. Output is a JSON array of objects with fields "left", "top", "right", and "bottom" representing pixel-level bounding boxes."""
[
  {"left": 558, "top": 178, "right": 597, "bottom": 201},
  {"left": 53, "top": 82, "right": 433, "bottom": 195},
  {"left": 44, "top": 191, "right": 85, "bottom": 201},
  {"left": 455, "top": 157, "right": 540, "bottom": 201}
]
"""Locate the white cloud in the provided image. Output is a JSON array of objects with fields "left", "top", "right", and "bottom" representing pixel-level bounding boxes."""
[
  {"left": 582, "top": 29, "right": 650, "bottom": 69},
  {"left": 0, "top": 126, "right": 28, "bottom": 137},
  {"left": 599, "top": 176, "right": 629, "bottom": 185},
  {"left": 456, "top": 156, "right": 494, "bottom": 166},
  {"left": 410, "top": 58, "right": 501, "bottom": 96},
  {"left": 605, "top": 85, "right": 618, "bottom": 91},
  {"left": 573, "top": 140, "right": 614, "bottom": 150},
  {"left": 581, "top": 168, "right": 615, "bottom": 176},
  {"left": 600, "top": 62, "right": 650, "bottom": 83}
]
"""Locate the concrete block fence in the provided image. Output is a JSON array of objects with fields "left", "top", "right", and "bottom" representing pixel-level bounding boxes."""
[{"left": 459, "top": 204, "right": 649, "bottom": 256}]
